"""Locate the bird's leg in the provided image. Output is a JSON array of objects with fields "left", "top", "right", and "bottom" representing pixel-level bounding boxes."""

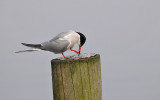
[
  {"left": 70, "top": 48, "right": 79, "bottom": 54},
  {"left": 70, "top": 45, "right": 82, "bottom": 56},
  {"left": 62, "top": 53, "right": 69, "bottom": 59},
  {"left": 70, "top": 45, "right": 82, "bottom": 54}
]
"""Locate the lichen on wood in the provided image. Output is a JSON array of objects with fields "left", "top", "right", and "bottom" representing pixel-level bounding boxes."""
[{"left": 51, "top": 54, "right": 101, "bottom": 100}]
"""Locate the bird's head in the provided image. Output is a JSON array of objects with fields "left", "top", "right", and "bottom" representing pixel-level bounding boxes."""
[
  {"left": 76, "top": 32, "right": 86, "bottom": 55},
  {"left": 77, "top": 32, "right": 86, "bottom": 46}
]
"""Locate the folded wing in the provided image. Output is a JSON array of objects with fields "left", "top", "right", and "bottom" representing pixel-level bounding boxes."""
[{"left": 41, "top": 39, "right": 70, "bottom": 54}]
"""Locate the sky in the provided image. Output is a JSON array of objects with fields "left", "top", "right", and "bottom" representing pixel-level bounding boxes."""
[{"left": 1, "top": 0, "right": 160, "bottom": 100}]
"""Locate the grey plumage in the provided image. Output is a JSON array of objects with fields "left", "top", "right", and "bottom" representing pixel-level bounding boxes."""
[
  {"left": 16, "top": 30, "right": 82, "bottom": 54},
  {"left": 41, "top": 40, "right": 69, "bottom": 53},
  {"left": 21, "top": 43, "right": 42, "bottom": 49},
  {"left": 15, "top": 49, "right": 40, "bottom": 53}
]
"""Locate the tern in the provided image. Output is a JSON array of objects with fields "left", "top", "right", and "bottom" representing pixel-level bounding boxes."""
[{"left": 16, "top": 30, "right": 86, "bottom": 59}]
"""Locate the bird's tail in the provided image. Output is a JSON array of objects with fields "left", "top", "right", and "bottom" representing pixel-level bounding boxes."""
[
  {"left": 15, "top": 43, "right": 43, "bottom": 53},
  {"left": 21, "top": 43, "right": 42, "bottom": 49},
  {"left": 15, "top": 48, "right": 40, "bottom": 53}
]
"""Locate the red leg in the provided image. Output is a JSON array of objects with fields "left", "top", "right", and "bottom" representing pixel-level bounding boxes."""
[
  {"left": 62, "top": 53, "right": 69, "bottom": 59},
  {"left": 70, "top": 48, "right": 79, "bottom": 54},
  {"left": 70, "top": 45, "right": 82, "bottom": 54}
]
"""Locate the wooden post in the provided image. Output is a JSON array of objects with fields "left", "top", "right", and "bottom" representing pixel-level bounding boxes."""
[{"left": 51, "top": 54, "right": 101, "bottom": 100}]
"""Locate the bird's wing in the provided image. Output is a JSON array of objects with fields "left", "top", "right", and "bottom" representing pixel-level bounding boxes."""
[
  {"left": 49, "top": 30, "right": 75, "bottom": 42},
  {"left": 49, "top": 32, "right": 68, "bottom": 42},
  {"left": 41, "top": 39, "right": 70, "bottom": 53}
]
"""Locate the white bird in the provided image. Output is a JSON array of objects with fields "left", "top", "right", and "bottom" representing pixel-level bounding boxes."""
[{"left": 16, "top": 30, "right": 86, "bottom": 59}]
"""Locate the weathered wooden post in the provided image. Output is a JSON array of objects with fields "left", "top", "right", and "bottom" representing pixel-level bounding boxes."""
[{"left": 51, "top": 54, "right": 101, "bottom": 100}]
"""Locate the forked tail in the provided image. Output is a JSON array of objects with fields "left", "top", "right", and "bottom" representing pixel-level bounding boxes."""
[
  {"left": 21, "top": 43, "right": 42, "bottom": 49},
  {"left": 15, "top": 43, "right": 42, "bottom": 53},
  {"left": 15, "top": 48, "right": 40, "bottom": 53}
]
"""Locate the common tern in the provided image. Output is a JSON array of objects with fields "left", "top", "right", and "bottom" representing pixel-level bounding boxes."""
[{"left": 16, "top": 30, "right": 86, "bottom": 59}]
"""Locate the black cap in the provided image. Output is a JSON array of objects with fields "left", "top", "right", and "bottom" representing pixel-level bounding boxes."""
[{"left": 76, "top": 32, "right": 86, "bottom": 46}]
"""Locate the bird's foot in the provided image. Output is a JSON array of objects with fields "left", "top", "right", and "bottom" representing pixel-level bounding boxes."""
[
  {"left": 64, "top": 57, "right": 70, "bottom": 59},
  {"left": 62, "top": 53, "right": 70, "bottom": 59}
]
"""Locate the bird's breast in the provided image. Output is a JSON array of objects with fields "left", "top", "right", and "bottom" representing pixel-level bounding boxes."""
[{"left": 64, "top": 34, "right": 80, "bottom": 49}]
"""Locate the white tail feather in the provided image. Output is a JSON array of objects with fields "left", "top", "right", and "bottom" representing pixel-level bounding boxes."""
[{"left": 15, "top": 48, "right": 40, "bottom": 53}]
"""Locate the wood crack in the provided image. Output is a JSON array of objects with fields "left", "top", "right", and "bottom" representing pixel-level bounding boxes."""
[
  {"left": 60, "top": 61, "right": 65, "bottom": 100},
  {"left": 70, "top": 62, "right": 76, "bottom": 100},
  {"left": 87, "top": 61, "right": 92, "bottom": 100},
  {"left": 79, "top": 60, "right": 84, "bottom": 100},
  {"left": 55, "top": 65, "right": 59, "bottom": 99}
]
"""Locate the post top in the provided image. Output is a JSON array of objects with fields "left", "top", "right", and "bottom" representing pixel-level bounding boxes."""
[{"left": 51, "top": 53, "right": 100, "bottom": 63}]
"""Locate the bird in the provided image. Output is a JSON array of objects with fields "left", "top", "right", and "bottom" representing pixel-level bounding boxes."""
[{"left": 16, "top": 30, "right": 86, "bottom": 59}]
